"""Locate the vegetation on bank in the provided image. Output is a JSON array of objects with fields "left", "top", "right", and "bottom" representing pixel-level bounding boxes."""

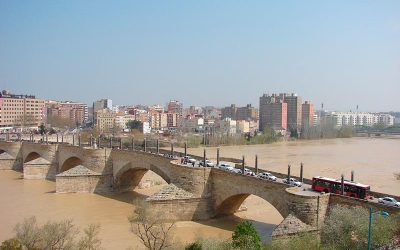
[
  {"left": 2, "top": 205, "right": 399, "bottom": 250},
  {"left": 182, "top": 205, "right": 400, "bottom": 250},
  {"left": 0, "top": 217, "right": 102, "bottom": 250}
]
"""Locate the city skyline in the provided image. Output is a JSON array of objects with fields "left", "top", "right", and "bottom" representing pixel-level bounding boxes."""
[{"left": 1, "top": 1, "right": 399, "bottom": 111}]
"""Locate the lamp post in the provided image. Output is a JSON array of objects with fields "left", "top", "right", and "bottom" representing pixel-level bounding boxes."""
[{"left": 368, "top": 208, "right": 389, "bottom": 250}]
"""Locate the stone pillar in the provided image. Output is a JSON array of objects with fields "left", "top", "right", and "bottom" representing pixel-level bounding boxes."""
[
  {"left": 72, "top": 134, "right": 75, "bottom": 145},
  {"left": 300, "top": 162, "right": 304, "bottom": 183},
  {"left": 242, "top": 156, "right": 245, "bottom": 175},
  {"left": 255, "top": 155, "right": 258, "bottom": 174},
  {"left": 144, "top": 138, "right": 147, "bottom": 152},
  {"left": 156, "top": 139, "right": 159, "bottom": 154},
  {"left": 340, "top": 174, "right": 344, "bottom": 195},
  {"left": 184, "top": 142, "right": 187, "bottom": 156},
  {"left": 216, "top": 148, "right": 220, "bottom": 167},
  {"left": 351, "top": 170, "right": 354, "bottom": 182},
  {"left": 56, "top": 134, "right": 59, "bottom": 143},
  {"left": 61, "top": 134, "right": 64, "bottom": 143},
  {"left": 287, "top": 164, "right": 291, "bottom": 182}
]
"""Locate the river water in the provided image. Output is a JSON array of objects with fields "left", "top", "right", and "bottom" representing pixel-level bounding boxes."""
[{"left": 0, "top": 137, "right": 399, "bottom": 249}]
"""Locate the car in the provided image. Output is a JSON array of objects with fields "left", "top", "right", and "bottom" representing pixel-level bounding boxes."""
[
  {"left": 378, "top": 197, "right": 400, "bottom": 207},
  {"left": 283, "top": 177, "right": 302, "bottom": 187},
  {"left": 257, "top": 172, "right": 277, "bottom": 181},
  {"left": 182, "top": 156, "right": 196, "bottom": 164},
  {"left": 218, "top": 163, "right": 232, "bottom": 170},
  {"left": 243, "top": 168, "right": 256, "bottom": 176},
  {"left": 199, "top": 160, "right": 214, "bottom": 167},
  {"left": 229, "top": 167, "right": 242, "bottom": 174}
]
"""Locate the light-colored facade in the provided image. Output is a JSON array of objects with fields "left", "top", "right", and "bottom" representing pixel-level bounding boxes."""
[
  {"left": 115, "top": 114, "right": 135, "bottom": 130},
  {"left": 218, "top": 118, "right": 237, "bottom": 135},
  {"left": 0, "top": 90, "right": 45, "bottom": 131},
  {"left": 326, "top": 112, "right": 395, "bottom": 127},
  {"left": 95, "top": 109, "right": 116, "bottom": 133}
]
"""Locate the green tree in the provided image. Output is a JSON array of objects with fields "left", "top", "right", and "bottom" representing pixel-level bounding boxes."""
[
  {"left": 38, "top": 123, "right": 46, "bottom": 135},
  {"left": 126, "top": 120, "right": 142, "bottom": 131},
  {"left": 232, "top": 221, "right": 262, "bottom": 250}
]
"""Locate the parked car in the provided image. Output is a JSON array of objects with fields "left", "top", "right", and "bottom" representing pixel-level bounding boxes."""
[
  {"left": 199, "top": 160, "right": 214, "bottom": 167},
  {"left": 283, "top": 178, "right": 302, "bottom": 187},
  {"left": 257, "top": 172, "right": 277, "bottom": 181},
  {"left": 183, "top": 156, "right": 196, "bottom": 164},
  {"left": 243, "top": 168, "right": 256, "bottom": 176},
  {"left": 230, "top": 168, "right": 242, "bottom": 174},
  {"left": 218, "top": 163, "right": 232, "bottom": 170},
  {"left": 378, "top": 197, "right": 400, "bottom": 207}
]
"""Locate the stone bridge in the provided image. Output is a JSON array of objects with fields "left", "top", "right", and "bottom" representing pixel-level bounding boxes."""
[{"left": 0, "top": 141, "right": 399, "bottom": 229}]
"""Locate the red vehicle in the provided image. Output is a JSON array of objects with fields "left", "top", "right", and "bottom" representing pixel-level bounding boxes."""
[{"left": 312, "top": 176, "right": 370, "bottom": 199}]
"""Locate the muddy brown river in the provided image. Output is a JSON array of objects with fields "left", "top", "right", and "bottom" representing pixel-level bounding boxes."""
[{"left": 0, "top": 137, "right": 399, "bottom": 249}]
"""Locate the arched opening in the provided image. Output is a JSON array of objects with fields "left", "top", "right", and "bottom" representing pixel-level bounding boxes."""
[
  {"left": 24, "top": 152, "right": 41, "bottom": 163},
  {"left": 214, "top": 194, "right": 284, "bottom": 244},
  {"left": 60, "top": 157, "right": 83, "bottom": 173},
  {"left": 116, "top": 167, "right": 169, "bottom": 192}
]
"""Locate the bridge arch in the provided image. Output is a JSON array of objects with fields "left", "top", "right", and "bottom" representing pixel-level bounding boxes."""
[
  {"left": 24, "top": 152, "right": 41, "bottom": 163},
  {"left": 114, "top": 162, "right": 170, "bottom": 192},
  {"left": 215, "top": 192, "right": 287, "bottom": 218},
  {"left": 60, "top": 156, "right": 83, "bottom": 173}
]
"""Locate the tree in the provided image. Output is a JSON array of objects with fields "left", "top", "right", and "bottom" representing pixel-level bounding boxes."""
[
  {"left": 126, "top": 120, "right": 142, "bottom": 131},
  {"left": 38, "top": 123, "right": 46, "bottom": 135},
  {"left": 321, "top": 205, "right": 399, "bottom": 249},
  {"left": 232, "top": 221, "right": 262, "bottom": 250},
  {"left": 6, "top": 216, "right": 103, "bottom": 250},
  {"left": 128, "top": 199, "right": 175, "bottom": 250}
]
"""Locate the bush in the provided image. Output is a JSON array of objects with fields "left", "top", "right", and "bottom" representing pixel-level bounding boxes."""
[{"left": 232, "top": 221, "right": 262, "bottom": 250}]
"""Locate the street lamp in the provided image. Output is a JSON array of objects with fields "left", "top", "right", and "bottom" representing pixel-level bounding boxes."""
[{"left": 367, "top": 207, "right": 389, "bottom": 250}]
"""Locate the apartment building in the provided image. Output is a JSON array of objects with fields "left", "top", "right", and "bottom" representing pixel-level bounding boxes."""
[{"left": 0, "top": 90, "right": 45, "bottom": 131}]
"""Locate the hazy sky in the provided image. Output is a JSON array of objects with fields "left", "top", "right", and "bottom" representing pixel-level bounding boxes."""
[{"left": 1, "top": 1, "right": 399, "bottom": 111}]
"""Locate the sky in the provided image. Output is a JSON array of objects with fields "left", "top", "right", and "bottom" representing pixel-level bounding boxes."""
[{"left": 0, "top": 1, "right": 399, "bottom": 112}]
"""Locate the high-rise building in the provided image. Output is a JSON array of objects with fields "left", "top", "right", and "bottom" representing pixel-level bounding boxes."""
[
  {"left": 167, "top": 100, "right": 183, "bottom": 117},
  {"left": 93, "top": 99, "right": 112, "bottom": 123},
  {"left": 46, "top": 101, "right": 88, "bottom": 127},
  {"left": 221, "top": 104, "right": 237, "bottom": 120},
  {"left": 301, "top": 101, "right": 314, "bottom": 130},
  {"left": 221, "top": 104, "right": 258, "bottom": 121},
  {"left": 259, "top": 93, "right": 302, "bottom": 133},
  {"left": 284, "top": 94, "right": 302, "bottom": 132},
  {"left": 0, "top": 90, "right": 45, "bottom": 131}
]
